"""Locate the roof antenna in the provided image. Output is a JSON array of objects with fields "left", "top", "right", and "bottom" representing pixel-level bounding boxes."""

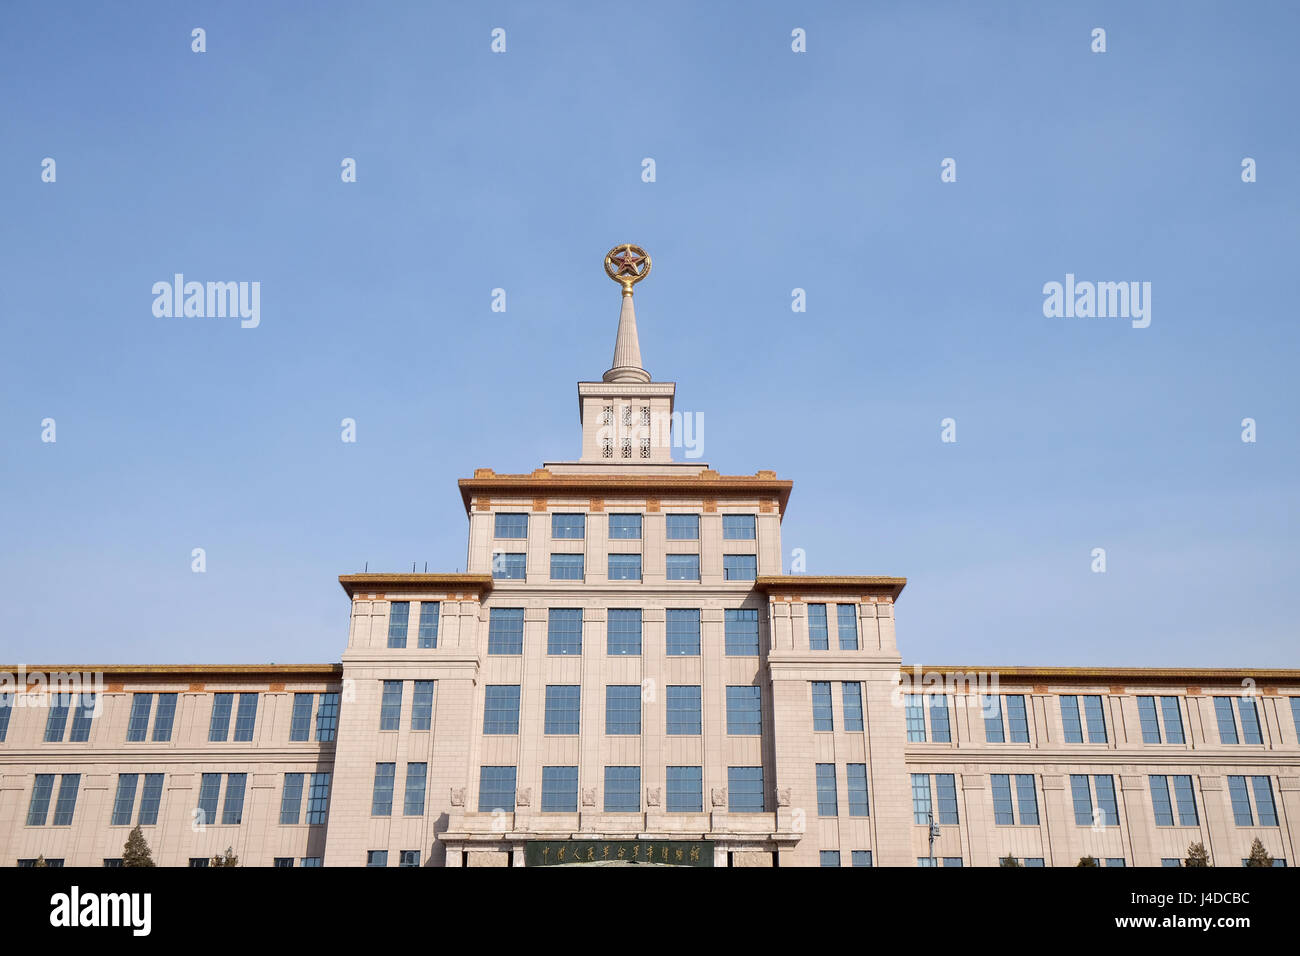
[
  {"left": 412, "top": 561, "right": 416, "bottom": 572},
  {"left": 364, "top": 561, "right": 368, "bottom": 572},
  {"left": 424, "top": 562, "right": 428, "bottom": 572}
]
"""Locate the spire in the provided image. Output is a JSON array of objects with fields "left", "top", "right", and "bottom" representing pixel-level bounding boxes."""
[{"left": 602, "top": 243, "right": 653, "bottom": 384}]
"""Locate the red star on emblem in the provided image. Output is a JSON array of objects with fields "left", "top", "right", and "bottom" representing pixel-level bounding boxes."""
[{"left": 610, "top": 248, "right": 644, "bottom": 277}]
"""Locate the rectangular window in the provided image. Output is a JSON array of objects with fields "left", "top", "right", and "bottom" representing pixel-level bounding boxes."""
[
  {"left": 1172, "top": 775, "right": 1197, "bottom": 826},
  {"left": 728, "top": 767, "right": 764, "bottom": 812},
  {"left": 608, "top": 513, "right": 642, "bottom": 539},
  {"left": 1061, "top": 696, "right": 1083, "bottom": 743},
  {"left": 852, "top": 850, "right": 873, "bottom": 867},
  {"left": 666, "top": 685, "right": 702, "bottom": 735},
  {"left": 725, "top": 608, "right": 759, "bottom": 656},
  {"left": 138, "top": 774, "right": 164, "bottom": 826},
  {"left": 930, "top": 695, "right": 951, "bottom": 742},
  {"left": 547, "top": 608, "right": 583, "bottom": 655},
  {"left": 991, "top": 774, "right": 1015, "bottom": 825},
  {"left": 44, "top": 694, "right": 70, "bottom": 742},
  {"left": 905, "top": 695, "right": 926, "bottom": 742},
  {"left": 812, "top": 681, "right": 834, "bottom": 731},
  {"left": 1094, "top": 775, "right": 1118, "bottom": 827},
  {"left": 820, "top": 851, "right": 840, "bottom": 867},
  {"left": 221, "top": 773, "right": 246, "bottom": 825},
  {"left": 847, "top": 764, "right": 869, "bottom": 816},
  {"left": 387, "top": 601, "right": 410, "bottom": 648},
  {"left": 411, "top": 681, "right": 435, "bottom": 730},
  {"left": 483, "top": 685, "right": 521, "bottom": 734},
  {"left": 233, "top": 693, "right": 258, "bottom": 742},
  {"left": 665, "top": 554, "right": 700, "bottom": 580},
  {"left": 1161, "top": 696, "right": 1185, "bottom": 744},
  {"left": 816, "top": 763, "right": 838, "bottom": 816},
  {"left": 544, "top": 685, "right": 581, "bottom": 735},
  {"left": 1253, "top": 776, "right": 1278, "bottom": 826},
  {"left": 399, "top": 850, "right": 421, "bottom": 867},
  {"left": 27, "top": 775, "right": 55, "bottom": 825},
  {"left": 943, "top": 858, "right": 963, "bottom": 867},
  {"left": 1228, "top": 776, "right": 1253, "bottom": 826},
  {"left": 379, "top": 680, "right": 403, "bottom": 730},
  {"left": 371, "top": 763, "right": 396, "bottom": 816},
  {"left": 807, "top": 603, "right": 829, "bottom": 650},
  {"left": 1291, "top": 697, "right": 1300, "bottom": 739},
  {"left": 1015, "top": 774, "right": 1039, "bottom": 825},
  {"left": 1105, "top": 858, "right": 1125, "bottom": 868},
  {"left": 607, "top": 608, "right": 642, "bottom": 655},
  {"left": 983, "top": 695, "right": 1004, "bottom": 743},
  {"left": 280, "top": 773, "right": 304, "bottom": 824},
  {"left": 112, "top": 774, "right": 139, "bottom": 826},
  {"left": 69, "top": 695, "right": 96, "bottom": 742},
  {"left": 1239, "top": 698, "right": 1263, "bottom": 745},
  {"left": 367, "top": 851, "right": 387, "bottom": 867},
  {"left": 306, "top": 772, "right": 330, "bottom": 824},
  {"left": 404, "top": 763, "right": 427, "bottom": 816},
  {"left": 494, "top": 513, "right": 527, "bottom": 538},
  {"left": 290, "top": 694, "right": 313, "bottom": 741},
  {"left": 493, "top": 553, "right": 526, "bottom": 579},
  {"left": 208, "top": 693, "right": 234, "bottom": 742},
  {"left": 1082, "top": 695, "right": 1107, "bottom": 743},
  {"left": 197, "top": 773, "right": 221, "bottom": 827},
  {"left": 722, "top": 514, "right": 756, "bottom": 539},
  {"left": 1214, "top": 697, "right": 1238, "bottom": 744},
  {"left": 842, "top": 682, "right": 864, "bottom": 731},
  {"left": 551, "top": 513, "right": 585, "bottom": 539},
  {"left": 1138, "top": 696, "right": 1161, "bottom": 743},
  {"left": 126, "top": 693, "right": 152, "bottom": 742},
  {"left": 1006, "top": 695, "right": 1029, "bottom": 742},
  {"left": 665, "top": 514, "right": 699, "bottom": 540},
  {"left": 608, "top": 554, "right": 642, "bottom": 581},
  {"left": 605, "top": 686, "right": 641, "bottom": 735},
  {"left": 488, "top": 607, "right": 525, "bottom": 654},
  {"left": 300, "top": 857, "right": 322, "bottom": 867},
  {"left": 541, "top": 766, "right": 578, "bottom": 812},
  {"left": 1070, "top": 774, "right": 1092, "bottom": 825},
  {"left": 666, "top": 766, "right": 702, "bottom": 812},
  {"left": 665, "top": 608, "right": 700, "bottom": 655},
  {"left": 550, "top": 553, "right": 585, "bottom": 580},
  {"left": 417, "top": 602, "right": 439, "bottom": 648},
  {"left": 911, "top": 774, "right": 932, "bottom": 825},
  {"left": 1024, "top": 858, "right": 1045, "bottom": 867},
  {"left": 152, "top": 693, "right": 176, "bottom": 741},
  {"left": 836, "top": 604, "right": 858, "bottom": 650},
  {"left": 722, "top": 554, "right": 757, "bottom": 580},
  {"left": 604, "top": 766, "right": 640, "bottom": 812},
  {"left": 1150, "top": 775, "right": 1174, "bottom": 827},
  {"left": 936, "top": 774, "right": 958, "bottom": 824},
  {"left": 316, "top": 692, "right": 339, "bottom": 741},
  {"left": 726, "top": 686, "right": 762, "bottom": 735},
  {"left": 478, "top": 766, "right": 516, "bottom": 812}
]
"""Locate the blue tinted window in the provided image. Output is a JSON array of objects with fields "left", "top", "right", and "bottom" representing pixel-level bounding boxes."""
[
  {"left": 905, "top": 695, "right": 926, "bottom": 741},
  {"left": 412, "top": 681, "right": 434, "bottom": 730},
  {"left": 820, "top": 851, "right": 840, "bottom": 867},
  {"left": 723, "top": 554, "right": 757, "bottom": 580},
  {"left": 152, "top": 693, "right": 176, "bottom": 741},
  {"left": 478, "top": 766, "right": 516, "bottom": 812},
  {"left": 367, "top": 851, "right": 387, "bottom": 867},
  {"left": 842, "top": 682, "right": 864, "bottom": 731},
  {"left": 1161, "top": 697, "right": 1185, "bottom": 744},
  {"left": 851, "top": 850, "right": 872, "bottom": 867},
  {"left": 1239, "top": 698, "right": 1263, "bottom": 745},
  {"left": 197, "top": 774, "right": 220, "bottom": 827},
  {"left": 991, "top": 774, "right": 1014, "bottom": 825},
  {"left": 1060, "top": 696, "right": 1083, "bottom": 743},
  {"left": 27, "top": 775, "right": 55, "bottom": 825},
  {"left": 1138, "top": 696, "right": 1161, "bottom": 743},
  {"left": 816, "top": 763, "right": 838, "bottom": 816},
  {"left": 725, "top": 608, "right": 759, "bottom": 656},
  {"left": 280, "top": 773, "right": 304, "bottom": 825},
  {"left": 550, "top": 553, "right": 584, "bottom": 580},
  {"left": 552, "top": 513, "right": 585, "bottom": 539},
  {"left": 847, "top": 764, "right": 869, "bottom": 816},
  {"left": 727, "top": 767, "right": 764, "bottom": 812},
  {"left": 545, "top": 685, "right": 581, "bottom": 735},
  {"left": 547, "top": 608, "right": 582, "bottom": 655},
  {"left": 417, "top": 602, "right": 439, "bottom": 648},
  {"left": 666, "top": 554, "right": 700, "bottom": 580},
  {"left": 44, "top": 694, "right": 70, "bottom": 742},
  {"left": 494, "top": 513, "right": 527, "bottom": 538},
  {"left": 52, "top": 774, "right": 80, "bottom": 825},
  {"left": 1082, "top": 696, "right": 1107, "bottom": 743},
  {"left": 726, "top": 686, "right": 761, "bottom": 735},
  {"left": 666, "top": 685, "right": 701, "bottom": 735},
  {"left": 812, "top": 681, "right": 833, "bottom": 731},
  {"left": 404, "top": 763, "right": 427, "bottom": 816},
  {"left": 316, "top": 692, "right": 339, "bottom": 741},
  {"left": 290, "top": 694, "right": 312, "bottom": 741},
  {"left": 371, "top": 763, "right": 395, "bottom": 815},
  {"left": 665, "top": 514, "right": 699, "bottom": 540},
  {"left": 983, "top": 696, "right": 1004, "bottom": 743},
  {"left": 112, "top": 774, "right": 138, "bottom": 826},
  {"left": 221, "top": 773, "right": 245, "bottom": 825},
  {"left": 483, "top": 685, "right": 521, "bottom": 734},
  {"left": 208, "top": 693, "right": 233, "bottom": 742},
  {"left": 836, "top": 604, "right": 858, "bottom": 649},
  {"left": 1150, "top": 775, "right": 1174, "bottom": 826},
  {"left": 608, "top": 514, "right": 642, "bottom": 539},
  {"left": 493, "top": 553, "right": 526, "bottom": 579},
  {"left": 233, "top": 693, "right": 258, "bottom": 742},
  {"left": 126, "top": 694, "right": 152, "bottom": 742},
  {"left": 541, "top": 766, "right": 577, "bottom": 812},
  {"left": 930, "top": 695, "right": 951, "bottom": 742},
  {"left": 1006, "top": 695, "right": 1029, "bottom": 742},
  {"left": 387, "top": 601, "right": 409, "bottom": 648},
  {"left": 808, "top": 604, "right": 829, "bottom": 650},
  {"left": 1227, "top": 775, "right": 1252, "bottom": 825},
  {"left": 606, "top": 686, "right": 641, "bottom": 735},
  {"left": 608, "top": 554, "right": 642, "bottom": 581},
  {"left": 604, "top": 766, "right": 640, "bottom": 812},
  {"left": 1069, "top": 775, "right": 1092, "bottom": 825},
  {"left": 488, "top": 608, "right": 524, "bottom": 654},
  {"left": 306, "top": 773, "right": 331, "bottom": 824},
  {"left": 69, "top": 695, "right": 96, "bottom": 742},
  {"left": 1094, "top": 775, "right": 1119, "bottom": 827},
  {"left": 722, "top": 515, "right": 756, "bottom": 539},
  {"left": 666, "top": 608, "right": 700, "bottom": 655},
  {"left": 666, "top": 766, "right": 702, "bottom": 812},
  {"left": 379, "top": 681, "right": 403, "bottom": 730},
  {"left": 1252, "top": 776, "right": 1277, "bottom": 826},
  {"left": 1214, "top": 697, "right": 1238, "bottom": 744},
  {"left": 1015, "top": 774, "right": 1039, "bottom": 825},
  {"left": 1172, "top": 775, "right": 1197, "bottom": 826},
  {"left": 139, "top": 774, "right": 163, "bottom": 825},
  {"left": 910, "top": 774, "right": 931, "bottom": 824},
  {"left": 935, "top": 774, "right": 958, "bottom": 824},
  {"left": 607, "top": 608, "right": 642, "bottom": 655}
]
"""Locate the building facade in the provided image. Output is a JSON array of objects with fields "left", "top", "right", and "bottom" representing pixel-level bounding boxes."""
[{"left": 2, "top": 246, "right": 1298, "bottom": 867}]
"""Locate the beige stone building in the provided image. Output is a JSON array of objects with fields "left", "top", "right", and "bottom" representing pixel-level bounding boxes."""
[{"left": 2, "top": 247, "right": 1298, "bottom": 867}]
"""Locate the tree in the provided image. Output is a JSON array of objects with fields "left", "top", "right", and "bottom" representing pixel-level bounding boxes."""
[
  {"left": 1184, "top": 842, "right": 1210, "bottom": 868},
  {"left": 122, "top": 825, "right": 156, "bottom": 867},
  {"left": 999, "top": 856, "right": 1022, "bottom": 867},
  {"left": 211, "top": 847, "right": 240, "bottom": 867},
  {"left": 1245, "top": 838, "right": 1273, "bottom": 868},
  {"left": 33, "top": 855, "right": 47, "bottom": 868},
  {"left": 1077, "top": 856, "right": 1099, "bottom": 867}
]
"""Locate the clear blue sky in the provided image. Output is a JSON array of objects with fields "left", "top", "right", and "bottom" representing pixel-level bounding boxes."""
[{"left": 2, "top": 2, "right": 1297, "bottom": 667}]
